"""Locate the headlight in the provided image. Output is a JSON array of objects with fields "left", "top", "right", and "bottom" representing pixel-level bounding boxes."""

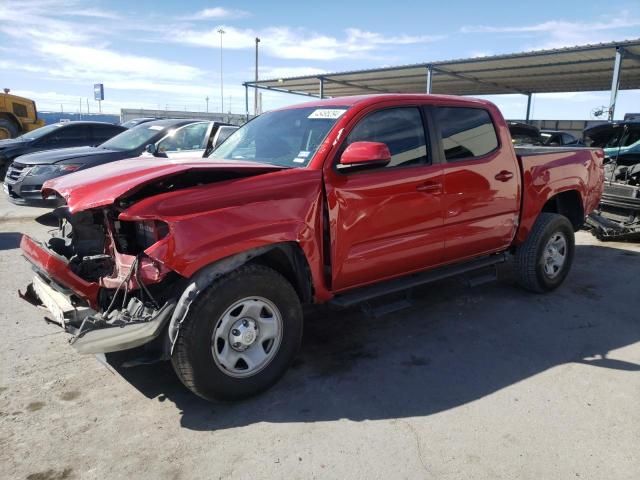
[{"left": 28, "top": 164, "right": 81, "bottom": 176}]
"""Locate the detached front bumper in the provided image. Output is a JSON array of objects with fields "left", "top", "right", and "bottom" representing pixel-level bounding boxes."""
[
  {"left": 21, "top": 235, "right": 100, "bottom": 308},
  {"left": 20, "top": 235, "right": 176, "bottom": 354}
]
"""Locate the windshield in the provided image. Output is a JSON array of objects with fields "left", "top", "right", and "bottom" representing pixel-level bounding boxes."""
[
  {"left": 19, "top": 123, "right": 63, "bottom": 140},
  {"left": 210, "top": 107, "right": 347, "bottom": 167},
  {"left": 100, "top": 123, "right": 168, "bottom": 150}
]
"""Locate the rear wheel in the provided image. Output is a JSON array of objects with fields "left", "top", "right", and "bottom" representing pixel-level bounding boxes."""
[
  {"left": 0, "top": 118, "right": 19, "bottom": 140},
  {"left": 514, "top": 213, "right": 575, "bottom": 293},
  {"left": 171, "top": 264, "right": 303, "bottom": 401}
]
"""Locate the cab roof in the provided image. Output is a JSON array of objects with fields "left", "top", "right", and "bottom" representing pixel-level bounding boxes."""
[{"left": 274, "top": 93, "right": 496, "bottom": 112}]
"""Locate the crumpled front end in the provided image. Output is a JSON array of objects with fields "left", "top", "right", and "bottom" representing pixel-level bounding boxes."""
[
  {"left": 587, "top": 160, "right": 640, "bottom": 241},
  {"left": 20, "top": 205, "right": 182, "bottom": 354}
]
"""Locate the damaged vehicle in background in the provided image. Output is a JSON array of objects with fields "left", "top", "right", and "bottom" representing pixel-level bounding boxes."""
[
  {"left": 19, "top": 94, "right": 604, "bottom": 402},
  {"left": 507, "top": 121, "right": 543, "bottom": 145},
  {"left": 584, "top": 121, "right": 640, "bottom": 240}
]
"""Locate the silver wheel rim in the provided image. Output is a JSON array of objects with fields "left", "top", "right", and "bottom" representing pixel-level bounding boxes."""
[
  {"left": 542, "top": 232, "right": 567, "bottom": 279},
  {"left": 211, "top": 296, "right": 283, "bottom": 378}
]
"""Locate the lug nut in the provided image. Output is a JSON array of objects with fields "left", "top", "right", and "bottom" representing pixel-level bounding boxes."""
[
  {"left": 232, "top": 329, "right": 240, "bottom": 336},
  {"left": 242, "top": 319, "right": 249, "bottom": 327}
]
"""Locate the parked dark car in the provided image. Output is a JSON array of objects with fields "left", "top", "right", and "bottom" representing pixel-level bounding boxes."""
[
  {"left": 120, "top": 117, "right": 159, "bottom": 129},
  {"left": 540, "top": 130, "right": 581, "bottom": 146},
  {"left": 0, "top": 121, "right": 124, "bottom": 179},
  {"left": 507, "top": 122, "right": 543, "bottom": 145},
  {"left": 4, "top": 119, "right": 227, "bottom": 205}
]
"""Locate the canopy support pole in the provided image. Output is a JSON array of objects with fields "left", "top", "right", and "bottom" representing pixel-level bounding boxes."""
[
  {"left": 608, "top": 47, "right": 624, "bottom": 121},
  {"left": 244, "top": 84, "right": 249, "bottom": 121},
  {"left": 319, "top": 77, "right": 325, "bottom": 99},
  {"left": 426, "top": 64, "right": 433, "bottom": 94},
  {"left": 525, "top": 93, "right": 532, "bottom": 122}
]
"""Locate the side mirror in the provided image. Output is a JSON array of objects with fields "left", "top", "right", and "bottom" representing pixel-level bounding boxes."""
[
  {"left": 338, "top": 141, "right": 391, "bottom": 171},
  {"left": 145, "top": 143, "right": 157, "bottom": 155}
]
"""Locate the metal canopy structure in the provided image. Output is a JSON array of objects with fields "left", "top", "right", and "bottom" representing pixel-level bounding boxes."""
[{"left": 243, "top": 39, "right": 640, "bottom": 121}]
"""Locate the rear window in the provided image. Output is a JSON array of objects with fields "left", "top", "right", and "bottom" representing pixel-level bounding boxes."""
[{"left": 435, "top": 107, "right": 499, "bottom": 161}]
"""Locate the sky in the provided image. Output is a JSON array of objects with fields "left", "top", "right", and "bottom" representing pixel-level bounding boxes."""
[{"left": 1, "top": 0, "right": 639, "bottom": 120}]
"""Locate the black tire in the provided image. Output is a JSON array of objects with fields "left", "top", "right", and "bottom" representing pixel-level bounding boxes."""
[
  {"left": 0, "top": 161, "right": 8, "bottom": 182},
  {"left": 171, "top": 264, "right": 303, "bottom": 401},
  {"left": 0, "top": 118, "right": 19, "bottom": 139},
  {"left": 514, "top": 213, "right": 575, "bottom": 293}
]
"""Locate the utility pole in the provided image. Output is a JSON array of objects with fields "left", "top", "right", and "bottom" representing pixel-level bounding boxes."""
[
  {"left": 254, "top": 37, "right": 260, "bottom": 115},
  {"left": 86, "top": 98, "right": 90, "bottom": 115},
  {"left": 218, "top": 28, "right": 225, "bottom": 114},
  {"left": 205, "top": 96, "right": 209, "bottom": 113}
]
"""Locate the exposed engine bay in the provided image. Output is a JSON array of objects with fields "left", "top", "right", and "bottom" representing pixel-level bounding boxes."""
[
  {"left": 20, "top": 162, "right": 287, "bottom": 356},
  {"left": 23, "top": 205, "right": 181, "bottom": 355}
]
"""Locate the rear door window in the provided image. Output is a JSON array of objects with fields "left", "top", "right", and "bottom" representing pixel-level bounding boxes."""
[
  {"left": 92, "top": 125, "right": 123, "bottom": 143},
  {"left": 157, "top": 122, "right": 210, "bottom": 153},
  {"left": 56, "top": 124, "right": 90, "bottom": 141},
  {"left": 344, "top": 107, "right": 428, "bottom": 169},
  {"left": 435, "top": 107, "right": 498, "bottom": 161}
]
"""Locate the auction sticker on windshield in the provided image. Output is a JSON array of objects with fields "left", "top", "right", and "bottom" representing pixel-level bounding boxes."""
[
  {"left": 148, "top": 125, "right": 164, "bottom": 130},
  {"left": 308, "top": 109, "right": 347, "bottom": 120}
]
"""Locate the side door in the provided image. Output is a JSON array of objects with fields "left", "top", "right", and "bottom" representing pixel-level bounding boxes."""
[
  {"left": 324, "top": 105, "right": 445, "bottom": 292},
  {"left": 156, "top": 122, "right": 212, "bottom": 158},
  {"left": 434, "top": 106, "right": 520, "bottom": 264}
]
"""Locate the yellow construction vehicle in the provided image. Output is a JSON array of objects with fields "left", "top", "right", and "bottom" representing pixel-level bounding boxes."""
[{"left": 0, "top": 88, "right": 45, "bottom": 139}]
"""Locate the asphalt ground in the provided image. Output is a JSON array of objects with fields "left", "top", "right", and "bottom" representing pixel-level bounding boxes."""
[{"left": 1, "top": 194, "right": 638, "bottom": 479}]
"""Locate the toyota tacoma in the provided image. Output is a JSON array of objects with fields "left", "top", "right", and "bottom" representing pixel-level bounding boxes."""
[{"left": 19, "top": 94, "right": 604, "bottom": 401}]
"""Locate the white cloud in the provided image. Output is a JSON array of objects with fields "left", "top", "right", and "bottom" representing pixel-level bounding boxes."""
[
  {"left": 36, "top": 43, "right": 203, "bottom": 82},
  {"left": 183, "top": 7, "right": 250, "bottom": 20},
  {"left": 460, "top": 13, "right": 640, "bottom": 49},
  {"left": 175, "top": 26, "right": 444, "bottom": 60}
]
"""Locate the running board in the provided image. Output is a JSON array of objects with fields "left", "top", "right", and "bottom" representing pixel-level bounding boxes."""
[{"left": 329, "top": 254, "right": 507, "bottom": 308}]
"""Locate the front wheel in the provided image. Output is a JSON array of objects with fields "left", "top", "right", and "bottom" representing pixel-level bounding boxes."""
[
  {"left": 514, "top": 213, "right": 575, "bottom": 293},
  {"left": 171, "top": 264, "right": 303, "bottom": 401}
]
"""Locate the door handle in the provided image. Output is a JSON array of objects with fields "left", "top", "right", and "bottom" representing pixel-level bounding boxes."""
[
  {"left": 416, "top": 182, "right": 442, "bottom": 194},
  {"left": 495, "top": 170, "right": 514, "bottom": 182}
]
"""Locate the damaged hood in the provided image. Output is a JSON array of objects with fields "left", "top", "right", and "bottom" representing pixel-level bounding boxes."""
[{"left": 42, "top": 157, "right": 286, "bottom": 212}]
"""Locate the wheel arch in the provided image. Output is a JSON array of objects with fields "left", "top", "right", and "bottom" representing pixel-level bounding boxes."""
[
  {"left": 166, "top": 242, "right": 313, "bottom": 352},
  {"left": 540, "top": 190, "right": 585, "bottom": 231},
  {"left": 515, "top": 187, "right": 586, "bottom": 245},
  {"left": 0, "top": 112, "right": 22, "bottom": 131}
]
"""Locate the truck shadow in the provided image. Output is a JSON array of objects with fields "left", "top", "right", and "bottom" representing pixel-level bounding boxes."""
[{"left": 111, "top": 242, "right": 640, "bottom": 431}]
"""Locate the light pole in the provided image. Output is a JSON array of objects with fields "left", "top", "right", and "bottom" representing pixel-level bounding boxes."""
[
  {"left": 254, "top": 37, "right": 260, "bottom": 115},
  {"left": 205, "top": 96, "right": 209, "bottom": 113},
  {"left": 218, "top": 28, "right": 225, "bottom": 114}
]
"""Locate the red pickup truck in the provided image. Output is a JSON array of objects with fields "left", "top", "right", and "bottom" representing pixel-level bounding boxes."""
[{"left": 20, "top": 94, "right": 604, "bottom": 401}]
